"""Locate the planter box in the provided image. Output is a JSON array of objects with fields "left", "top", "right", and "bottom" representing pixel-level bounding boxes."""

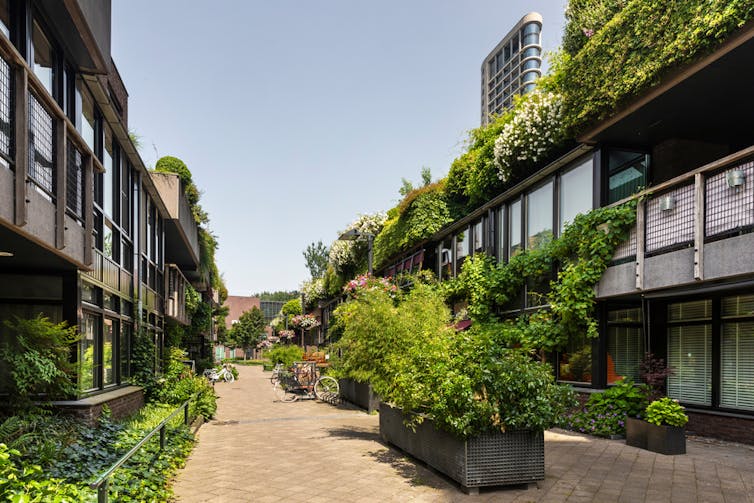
[
  {"left": 338, "top": 378, "right": 380, "bottom": 413},
  {"left": 379, "top": 403, "right": 544, "bottom": 493},
  {"left": 626, "top": 417, "right": 686, "bottom": 455}
]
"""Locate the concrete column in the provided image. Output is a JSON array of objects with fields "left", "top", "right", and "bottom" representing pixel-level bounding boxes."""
[
  {"left": 55, "top": 121, "right": 67, "bottom": 249},
  {"left": 13, "top": 67, "right": 27, "bottom": 226}
]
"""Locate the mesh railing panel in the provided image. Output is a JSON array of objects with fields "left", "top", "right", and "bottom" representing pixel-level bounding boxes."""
[
  {"left": 66, "top": 140, "right": 84, "bottom": 219},
  {"left": 613, "top": 224, "right": 637, "bottom": 261},
  {"left": 0, "top": 56, "right": 11, "bottom": 160},
  {"left": 646, "top": 184, "right": 694, "bottom": 253},
  {"left": 28, "top": 93, "right": 55, "bottom": 195},
  {"left": 705, "top": 162, "right": 754, "bottom": 238}
]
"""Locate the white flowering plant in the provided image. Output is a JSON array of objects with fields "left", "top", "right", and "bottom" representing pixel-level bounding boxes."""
[
  {"left": 301, "top": 278, "right": 326, "bottom": 306},
  {"left": 493, "top": 91, "right": 566, "bottom": 183},
  {"left": 329, "top": 212, "right": 387, "bottom": 274},
  {"left": 290, "top": 314, "right": 321, "bottom": 330}
]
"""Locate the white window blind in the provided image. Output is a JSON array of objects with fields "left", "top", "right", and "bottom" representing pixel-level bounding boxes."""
[
  {"left": 607, "top": 326, "right": 643, "bottom": 383},
  {"left": 667, "top": 324, "right": 712, "bottom": 406},
  {"left": 721, "top": 322, "right": 754, "bottom": 411}
]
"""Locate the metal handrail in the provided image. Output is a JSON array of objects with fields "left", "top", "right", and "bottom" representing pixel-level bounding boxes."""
[{"left": 89, "top": 393, "right": 198, "bottom": 503}]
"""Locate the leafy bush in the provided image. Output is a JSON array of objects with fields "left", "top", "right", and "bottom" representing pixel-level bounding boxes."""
[
  {"left": 645, "top": 397, "right": 688, "bottom": 427},
  {"left": 332, "top": 277, "right": 574, "bottom": 438},
  {"left": 0, "top": 315, "right": 79, "bottom": 409},
  {"left": 154, "top": 348, "right": 217, "bottom": 420},
  {"left": 0, "top": 443, "right": 88, "bottom": 501},
  {"left": 561, "top": 379, "right": 648, "bottom": 437},
  {"left": 266, "top": 344, "right": 304, "bottom": 368}
]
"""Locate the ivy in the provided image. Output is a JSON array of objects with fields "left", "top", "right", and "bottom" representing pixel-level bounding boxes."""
[{"left": 446, "top": 201, "right": 636, "bottom": 352}]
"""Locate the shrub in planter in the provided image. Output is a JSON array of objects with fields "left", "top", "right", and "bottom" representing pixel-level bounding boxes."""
[
  {"left": 627, "top": 397, "right": 687, "bottom": 455},
  {"left": 562, "top": 379, "right": 649, "bottom": 437}
]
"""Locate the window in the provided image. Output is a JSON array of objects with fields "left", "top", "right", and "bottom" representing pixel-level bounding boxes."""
[
  {"left": 455, "top": 229, "right": 468, "bottom": 275},
  {"left": 508, "top": 200, "right": 521, "bottom": 257},
  {"left": 606, "top": 307, "right": 644, "bottom": 384},
  {"left": 0, "top": 54, "right": 9, "bottom": 164},
  {"left": 667, "top": 300, "right": 712, "bottom": 406},
  {"left": 559, "top": 333, "right": 592, "bottom": 384},
  {"left": 66, "top": 141, "right": 84, "bottom": 220},
  {"left": 120, "top": 323, "right": 132, "bottom": 379},
  {"left": 103, "top": 318, "right": 116, "bottom": 386},
  {"left": 527, "top": 181, "right": 553, "bottom": 250},
  {"left": 440, "top": 237, "right": 452, "bottom": 280},
  {"left": 607, "top": 150, "right": 649, "bottom": 204},
  {"left": 121, "top": 158, "right": 131, "bottom": 235},
  {"left": 32, "top": 20, "right": 54, "bottom": 96},
  {"left": 473, "top": 220, "right": 484, "bottom": 252},
  {"left": 0, "top": 0, "right": 9, "bottom": 38},
  {"left": 103, "top": 125, "right": 114, "bottom": 218},
  {"left": 78, "top": 79, "right": 96, "bottom": 150},
  {"left": 496, "top": 206, "right": 505, "bottom": 261},
  {"left": 522, "top": 47, "right": 540, "bottom": 60},
  {"left": 522, "top": 71, "right": 537, "bottom": 83},
  {"left": 560, "top": 158, "right": 593, "bottom": 233},
  {"left": 720, "top": 295, "right": 754, "bottom": 411},
  {"left": 80, "top": 313, "right": 99, "bottom": 391}
]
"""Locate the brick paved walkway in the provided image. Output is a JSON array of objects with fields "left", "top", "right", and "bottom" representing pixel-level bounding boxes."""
[{"left": 173, "top": 365, "right": 754, "bottom": 502}]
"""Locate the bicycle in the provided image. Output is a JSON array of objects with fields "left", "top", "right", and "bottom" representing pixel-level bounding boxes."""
[
  {"left": 273, "top": 361, "right": 339, "bottom": 403},
  {"left": 270, "top": 362, "right": 284, "bottom": 385},
  {"left": 203, "top": 364, "right": 235, "bottom": 383}
]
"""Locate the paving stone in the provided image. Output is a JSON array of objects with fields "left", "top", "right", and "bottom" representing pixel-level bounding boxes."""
[{"left": 172, "top": 365, "right": 754, "bottom": 502}]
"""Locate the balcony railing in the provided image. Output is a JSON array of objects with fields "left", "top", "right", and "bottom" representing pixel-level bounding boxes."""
[
  {"left": 165, "top": 265, "right": 190, "bottom": 325},
  {"left": 604, "top": 146, "right": 754, "bottom": 295},
  {"left": 83, "top": 250, "right": 133, "bottom": 298}
]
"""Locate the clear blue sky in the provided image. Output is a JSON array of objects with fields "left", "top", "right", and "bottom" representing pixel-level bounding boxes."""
[{"left": 111, "top": 1, "right": 567, "bottom": 295}]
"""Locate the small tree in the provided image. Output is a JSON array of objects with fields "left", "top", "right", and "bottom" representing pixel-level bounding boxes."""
[
  {"left": 303, "top": 241, "right": 329, "bottom": 279},
  {"left": 229, "top": 307, "right": 266, "bottom": 358}
]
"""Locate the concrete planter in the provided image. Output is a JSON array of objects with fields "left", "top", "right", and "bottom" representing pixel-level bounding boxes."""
[
  {"left": 626, "top": 417, "right": 686, "bottom": 455},
  {"left": 338, "top": 378, "right": 380, "bottom": 413},
  {"left": 379, "top": 403, "right": 544, "bottom": 494}
]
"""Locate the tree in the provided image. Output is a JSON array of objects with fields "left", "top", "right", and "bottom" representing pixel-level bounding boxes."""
[
  {"left": 229, "top": 307, "right": 266, "bottom": 357},
  {"left": 399, "top": 178, "right": 414, "bottom": 197},
  {"left": 421, "top": 166, "right": 432, "bottom": 186},
  {"left": 303, "top": 241, "right": 329, "bottom": 279}
]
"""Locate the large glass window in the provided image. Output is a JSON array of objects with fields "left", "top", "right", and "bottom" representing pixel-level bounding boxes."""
[
  {"left": 78, "top": 79, "right": 96, "bottom": 150},
  {"left": 667, "top": 300, "right": 712, "bottom": 406},
  {"left": 527, "top": 181, "right": 553, "bottom": 250},
  {"left": 0, "top": 0, "right": 9, "bottom": 38},
  {"left": 440, "top": 238, "right": 452, "bottom": 280},
  {"left": 103, "top": 318, "right": 116, "bottom": 386},
  {"left": 103, "top": 125, "right": 114, "bottom": 218},
  {"left": 559, "top": 333, "right": 592, "bottom": 385},
  {"left": 607, "top": 150, "right": 649, "bottom": 204},
  {"left": 32, "top": 20, "right": 54, "bottom": 95},
  {"left": 508, "top": 200, "right": 521, "bottom": 257},
  {"left": 560, "top": 159, "right": 594, "bottom": 233},
  {"left": 455, "top": 229, "right": 468, "bottom": 275},
  {"left": 497, "top": 206, "right": 505, "bottom": 261},
  {"left": 606, "top": 307, "right": 644, "bottom": 384},
  {"left": 120, "top": 323, "right": 132, "bottom": 380},
  {"left": 473, "top": 220, "right": 484, "bottom": 253},
  {"left": 720, "top": 295, "right": 754, "bottom": 411},
  {"left": 81, "top": 313, "right": 99, "bottom": 391}
]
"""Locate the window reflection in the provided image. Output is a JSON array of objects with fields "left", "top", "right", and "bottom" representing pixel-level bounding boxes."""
[
  {"left": 527, "top": 181, "right": 553, "bottom": 250},
  {"left": 103, "top": 318, "right": 116, "bottom": 385},
  {"left": 509, "top": 200, "right": 521, "bottom": 257},
  {"left": 32, "top": 21, "right": 54, "bottom": 95},
  {"left": 455, "top": 230, "right": 468, "bottom": 275},
  {"left": 559, "top": 334, "right": 592, "bottom": 384},
  {"left": 78, "top": 79, "right": 96, "bottom": 150},
  {"left": 608, "top": 150, "right": 649, "bottom": 204},
  {"left": 81, "top": 313, "right": 99, "bottom": 390},
  {"left": 0, "top": 0, "right": 9, "bottom": 38},
  {"left": 560, "top": 159, "right": 593, "bottom": 233}
]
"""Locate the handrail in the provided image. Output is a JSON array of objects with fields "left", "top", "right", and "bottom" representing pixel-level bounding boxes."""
[{"left": 89, "top": 393, "right": 198, "bottom": 503}]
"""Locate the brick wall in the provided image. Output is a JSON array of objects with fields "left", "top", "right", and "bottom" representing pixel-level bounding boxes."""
[
  {"left": 56, "top": 388, "right": 144, "bottom": 425},
  {"left": 686, "top": 412, "right": 754, "bottom": 445}
]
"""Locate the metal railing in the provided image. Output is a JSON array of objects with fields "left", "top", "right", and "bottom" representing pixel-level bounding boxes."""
[{"left": 89, "top": 394, "right": 197, "bottom": 503}]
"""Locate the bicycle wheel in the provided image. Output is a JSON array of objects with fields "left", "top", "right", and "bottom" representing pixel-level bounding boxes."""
[
  {"left": 313, "top": 376, "right": 339, "bottom": 401},
  {"left": 273, "top": 382, "right": 297, "bottom": 402},
  {"left": 223, "top": 371, "right": 235, "bottom": 383}
]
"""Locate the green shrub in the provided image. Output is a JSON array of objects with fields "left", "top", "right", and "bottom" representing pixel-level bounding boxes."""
[
  {"left": 154, "top": 348, "right": 217, "bottom": 420},
  {"left": 0, "top": 443, "right": 88, "bottom": 501},
  {"left": 562, "top": 379, "right": 649, "bottom": 437},
  {"left": 645, "top": 397, "right": 688, "bottom": 427},
  {"left": 266, "top": 344, "right": 304, "bottom": 368},
  {"left": 0, "top": 315, "right": 79, "bottom": 409}
]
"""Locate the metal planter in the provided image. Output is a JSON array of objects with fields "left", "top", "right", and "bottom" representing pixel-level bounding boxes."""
[
  {"left": 379, "top": 403, "right": 544, "bottom": 494},
  {"left": 626, "top": 417, "right": 686, "bottom": 455},
  {"left": 338, "top": 378, "right": 380, "bottom": 413}
]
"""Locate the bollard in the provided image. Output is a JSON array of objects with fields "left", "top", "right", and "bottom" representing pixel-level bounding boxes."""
[
  {"left": 98, "top": 478, "right": 109, "bottom": 503},
  {"left": 159, "top": 425, "right": 166, "bottom": 450},
  {"left": 184, "top": 403, "right": 189, "bottom": 425}
]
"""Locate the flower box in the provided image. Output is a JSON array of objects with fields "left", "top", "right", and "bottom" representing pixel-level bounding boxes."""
[
  {"left": 625, "top": 417, "right": 686, "bottom": 455},
  {"left": 379, "top": 403, "right": 544, "bottom": 494},
  {"left": 338, "top": 378, "right": 379, "bottom": 413}
]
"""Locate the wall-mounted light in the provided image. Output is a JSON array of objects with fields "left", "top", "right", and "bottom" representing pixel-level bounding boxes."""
[
  {"left": 659, "top": 195, "right": 675, "bottom": 212},
  {"left": 0, "top": 251, "right": 13, "bottom": 257},
  {"left": 726, "top": 169, "right": 746, "bottom": 188}
]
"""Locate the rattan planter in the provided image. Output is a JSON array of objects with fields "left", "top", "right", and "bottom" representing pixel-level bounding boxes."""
[
  {"left": 338, "top": 378, "right": 380, "bottom": 413},
  {"left": 379, "top": 403, "right": 544, "bottom": 494}
]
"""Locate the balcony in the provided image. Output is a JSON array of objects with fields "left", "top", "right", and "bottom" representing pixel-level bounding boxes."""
[
  {"left": 151, "top": 172, "right": 200, "bottom": 275},
  {"left": 598, "top": 146, "right": 754, "bottom": 299},
  {"left": 165, "top": 264, "right": 190, "bottom": 325}
]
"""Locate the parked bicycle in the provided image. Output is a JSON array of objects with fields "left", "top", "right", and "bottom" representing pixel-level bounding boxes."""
[
  {"left": 203, "top": 364, "right": 235, "bottom": 383},
  {"left": 273, "top": 361, "right": 339, "bottom": 403},
  {"left": 270, "top": 362, "right": 284, "bottom": 385}
]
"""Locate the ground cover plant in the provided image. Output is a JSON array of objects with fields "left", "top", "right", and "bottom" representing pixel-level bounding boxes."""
[{"left": 561, "top": 379, "right": 649, "bottom": 437}]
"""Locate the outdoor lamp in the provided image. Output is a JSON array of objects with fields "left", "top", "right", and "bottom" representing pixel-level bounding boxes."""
[{"left": 338, "top": 229, "right": 374, "bottom": 275}]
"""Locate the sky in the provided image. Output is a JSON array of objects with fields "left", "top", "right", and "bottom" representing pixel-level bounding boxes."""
[{"left": 111, "top": 1, "right": 567, "bottom": 295}]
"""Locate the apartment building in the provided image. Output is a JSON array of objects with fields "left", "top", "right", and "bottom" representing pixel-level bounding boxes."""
[
  {"left": 0, "top": 1, "right": 200, "bottom": 417},
  {"left": 480, "top": 12, "right": 543, "bottom": 125},
  {"left": 387, "top": 20, "right": 754, "bottom": 443}
]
